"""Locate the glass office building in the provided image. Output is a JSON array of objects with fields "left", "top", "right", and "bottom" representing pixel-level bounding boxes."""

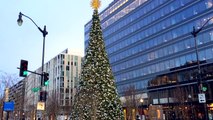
[{"left": 85, "top": 0, "right": 213, "bottom": 119}]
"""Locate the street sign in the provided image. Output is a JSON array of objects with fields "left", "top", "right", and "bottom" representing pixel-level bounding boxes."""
[
  {"left": 36, "top": 111, "right": 42, "bottom": 118},
  {"left": 31, "top": 87, "right": 40, "bottom": 92},
  {"left": 198, "top": 93, "right": 206, "bottom": 103},
  {"left": 37, "top": 102, "right": 45, "bottom": 110},
  {"left": 3, "top": 102, "right": 15, "bottom": 111}
]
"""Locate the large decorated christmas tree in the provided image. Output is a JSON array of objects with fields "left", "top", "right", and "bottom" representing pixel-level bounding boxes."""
[{"left": 71, "top": 0, "right": 124, "bottom": 120}]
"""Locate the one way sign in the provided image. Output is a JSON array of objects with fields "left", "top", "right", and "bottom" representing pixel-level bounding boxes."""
[{"left": 198, "top": 93, "right": 206, "bottom": 103}]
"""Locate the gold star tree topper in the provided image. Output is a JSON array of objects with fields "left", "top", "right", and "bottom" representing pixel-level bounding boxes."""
[{"left": 91, "top": 0, "right": 101, "bottom": 10}]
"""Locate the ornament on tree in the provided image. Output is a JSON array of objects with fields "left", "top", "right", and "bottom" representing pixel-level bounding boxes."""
[{"left": 91, "top": 0, "right": 101, "bottom": 10}]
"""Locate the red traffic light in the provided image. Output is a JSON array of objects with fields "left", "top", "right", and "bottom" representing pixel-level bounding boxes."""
[{"left": 19, "top": 60, "right": 28, "bottom": 77}]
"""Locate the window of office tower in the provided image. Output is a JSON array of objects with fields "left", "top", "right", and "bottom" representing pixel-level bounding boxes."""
[
  {"left": 205, "top": 0, "right": 213, "bottom": 8},
  {"left": 84, "top": 0, "right": 129, "bottom": 33},
  {"left": 102, "top": 0, "right": 148, "bottom": 29},
  {"left": 100, "top": 0, "right": 129, "bottom": 20}
]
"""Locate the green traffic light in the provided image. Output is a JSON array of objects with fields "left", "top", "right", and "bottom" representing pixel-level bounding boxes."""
[
  {"left": 23, "top": 71, "right": 28, "bottom": 76},
  {"left": 44, "top": 80, "right": 49, "bottom": 86},
  {"left": 202, "top": 86, "right": 207, "bottom": 92}
]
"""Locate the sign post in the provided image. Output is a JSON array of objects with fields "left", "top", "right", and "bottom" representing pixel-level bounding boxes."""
[
  {"left": 31, "top": 87, "right": 40, "bottom": 92},
  {"left": 198, "top": 93, "right": 206, "bottom": 103},
  {"left": 37, "top": 102, "right": 45, "bottom": 111},
  {"left": 3, "top": 102, "right": 15, "bottom": 111},
  {"left": 3, "top": 102, "right": 15, "bottom": 120}
]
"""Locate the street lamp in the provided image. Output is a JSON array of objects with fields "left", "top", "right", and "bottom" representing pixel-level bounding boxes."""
[
  {"left": 139, "top": 98, "right": 144, "bottom": 120},
  {"left": 191, "top": 16, "right": 213, "bottom": 120},
  {"left": 17, "top": 12, "right": 48, "bottom": 120},
  {"left": 17, "top": 12, "right": 48, "bottom": 88}
]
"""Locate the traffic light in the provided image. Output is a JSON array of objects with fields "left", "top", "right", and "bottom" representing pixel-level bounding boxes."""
[
  {"left": 44, "top": 73, "right": 49, "bottom": 86},
  {"left": 202, "top": 82, "right": 208, "bottom": 92},
  {"left": 19, "top": 60, "right": 28, "bottom": 77},
  {"left": 39, "top": 91, "right": 47, "bottom": 101}
]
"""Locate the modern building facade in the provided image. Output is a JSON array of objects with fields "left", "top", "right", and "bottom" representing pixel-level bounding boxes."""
[
  {"left": 24, "top": 48, "right": 83, "bottom": 119},
  {"left": 8, "top": 80, "right": 25, "bottom": 120},
  {"left": 85, "top": 0, "right": 213, "bottom": 119}
]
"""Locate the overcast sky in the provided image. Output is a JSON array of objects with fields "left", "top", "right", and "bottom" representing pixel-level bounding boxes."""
[{"left": 0, "top": 0, "right": 113, "bottom": 75}]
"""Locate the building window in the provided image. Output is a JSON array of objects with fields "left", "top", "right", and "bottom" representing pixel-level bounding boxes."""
[
  {"left": 60, "top": 100, "right": 64, "bottom": 106},
  {"left": 66, "top": 66, "right": 69, "bottom": 71},
  {"left": 61, "top": 54, "right": 65, "bottom": 59},
  {"left": 60, "top": 88, "right": 64, "bottom": 93},
  {"left": 61, "top": 71, "right": 64, "bottom": 76},
  {"left": 65, "top": 100, "right": 69, "bottom": 105},
  {"left": 206, "top": 0, "right": 213, "bottom": 8},
  {"left": 66, "top": 88, "right": 69, "bottom": 93},
  {"left": 60, "top": 93, "right": 64, "bottom": 98},
  {"left": 60, "top": 82, "right": 64, "bottom": 87}
]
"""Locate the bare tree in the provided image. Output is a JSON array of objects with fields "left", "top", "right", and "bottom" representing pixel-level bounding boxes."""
[
  {"left": 0, "top": 93, "right": 4, "bottom": 119},
  {"left": 23, "top": 83, "right": 37, "bottom": 120},
  {"left": 123, "top": 85, "right": 139, "bottom": 120},
  {"left": 63, "top": 104, "right": 72, "bottom": 119},
  {"left": 24, "top": 102, "right": 35, "bottom": 120},
  {"left": 0, "top": 71, "right": 19, "bottom": 92},
  {"left": 0, "top": 71, "right": 19, "bottom": 119},
  {"left": 62, "top": 87, "right": 74, "bottom": 119},
  {"left": 46, "top": 90, "right": 60, "bottom": 120},
  {"left": 169, "top": 86, "right": 192, "bottom": 120}
]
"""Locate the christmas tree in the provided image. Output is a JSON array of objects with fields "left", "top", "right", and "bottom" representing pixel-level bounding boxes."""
[{"left": 71, "top": 0, "right": 124, "bottom": 120}]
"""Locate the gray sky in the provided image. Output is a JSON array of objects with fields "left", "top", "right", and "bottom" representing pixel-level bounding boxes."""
[{"left": 0, "top": 0, "right": 113, "bottom": 75}]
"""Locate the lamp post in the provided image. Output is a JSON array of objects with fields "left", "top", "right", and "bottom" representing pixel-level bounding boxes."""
[
  {"left": 17, "top": 12, "right": 48, "bottom": 120},
  {"left": 191, "top": 16, "right": 213, "bottom": 120},
  {"left": 17, "top": 12, "right": 48, "bottom": 85},
  {"left": 139, "top": 98, "right": 144, "bottom": 120}
]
